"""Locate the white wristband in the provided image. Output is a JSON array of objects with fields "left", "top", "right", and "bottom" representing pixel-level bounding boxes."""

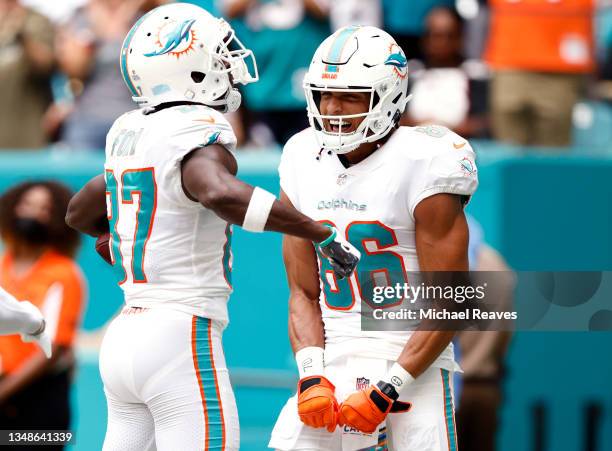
[
  {"left": 295, "top": 346, "right": 325, "bottom": 379},
  {"left": 242, "top": 187, "right": 276, "bottom": 232},
  {"left": 384, "top": 362, "right": 415, "bottom": 393}
]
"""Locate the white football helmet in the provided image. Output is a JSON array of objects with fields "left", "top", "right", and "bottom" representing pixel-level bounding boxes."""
[
  {"left": 120, "top": 3, "right": 258, "bottom": 112},
  {"left": 304, "top": 26, "right": 409, "bottom": 154}
]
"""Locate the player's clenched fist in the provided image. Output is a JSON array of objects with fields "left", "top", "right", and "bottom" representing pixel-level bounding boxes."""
[
  {"left": 297, "top": 375, "right": 339, "bottom": 432},
  {"left": 338, "top": 382, "right": 411, "bottom": 433}
]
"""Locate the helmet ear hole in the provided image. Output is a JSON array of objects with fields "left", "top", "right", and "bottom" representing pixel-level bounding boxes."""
[{"left": 191, "top": 71, "right": 206, "bottom": 83}]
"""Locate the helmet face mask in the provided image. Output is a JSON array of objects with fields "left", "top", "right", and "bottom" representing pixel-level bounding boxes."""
[
  {"left": 304, "top": 26, "right": 409, "bottom": 154},
  {"left": 212, "top": 28, "right": 258, "bottom": 85},
  {"left": 120, "top": 4, "right": 258, "bottom": 112},
  {"left": 305, "top": 81, "right": 399, "bottom": 154}
]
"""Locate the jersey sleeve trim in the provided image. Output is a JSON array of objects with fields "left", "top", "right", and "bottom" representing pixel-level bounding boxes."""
[{"left": 409, "top": 184, "right": 475, "bottom": 221}]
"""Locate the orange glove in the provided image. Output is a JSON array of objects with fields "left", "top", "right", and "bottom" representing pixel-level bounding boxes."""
[
  {"left": 297, "top": 375, "right": 339, "bottom": 432},
  {"left": 338, "top": 382, "right": 411, "bottom": 433}
]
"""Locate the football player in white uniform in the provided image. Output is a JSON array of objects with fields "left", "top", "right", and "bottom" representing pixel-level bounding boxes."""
[
  {"left": 269, "top": 26, "right": 478, "bottom": 451},
  {"left": 65, "top": 4, "right": 359, "bottom": 451}
]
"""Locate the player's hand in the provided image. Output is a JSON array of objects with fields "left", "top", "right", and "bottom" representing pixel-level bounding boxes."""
[
  {"left": 297, "top": 375, "right": 339, "bottom": 432},
  {"left": 338, "top": 382, "right": 411, "bottom": 433},
  {"left": 18, "top": 302, "right": 52, "bottom": 358},
  {"left": 317, "top": 227, "right": 360, "bottom": 280}
]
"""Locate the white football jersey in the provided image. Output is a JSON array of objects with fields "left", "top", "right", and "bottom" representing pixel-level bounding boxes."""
[
  {"left": 104, "top": 104, "right": 236, "bottom": 325},
  {"left": 279, "top": 125, "right": 478, "bottom": 370}
]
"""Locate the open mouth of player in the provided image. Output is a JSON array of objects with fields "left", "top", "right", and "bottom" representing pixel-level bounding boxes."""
[{"left": 325, "top": 118, "right": 354, "bottom": 134}]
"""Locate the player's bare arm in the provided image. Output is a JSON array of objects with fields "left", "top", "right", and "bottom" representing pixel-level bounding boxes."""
[
  {"left": 397, "top": 192, "right": 469, "bottom": 376},
  {"left": 279, "top": 190, "right": 339, "bottom": 432},
  {"left": 67, "top": 146, "right": 359, "bottom": 278},
  {"left": 182, "top": 145, "right": 329, "bottom": 241},
  {"left": 282, "top": 193, "right": 325, "bottom": 353},
  {"left": 338, "top": 193, "right": 468, "bottom": 433},
  {"left": 280, "top": 191, "right": 324, "bottom": 353},
  {"left": 65, "top": 174, "right": 108, "bottom": 237},
  {"left": 181, "top": 145, "right": 360, "bottom": 278}
]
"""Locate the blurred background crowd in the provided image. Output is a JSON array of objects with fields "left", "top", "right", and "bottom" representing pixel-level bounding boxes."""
[{"left": 1, "top": 0, "right": 611, "bottom": 151}]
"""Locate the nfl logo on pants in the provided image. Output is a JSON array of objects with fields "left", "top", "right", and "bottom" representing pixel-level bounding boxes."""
[{"left": 356, "top": 377, "right": 370, "bottom": 391}]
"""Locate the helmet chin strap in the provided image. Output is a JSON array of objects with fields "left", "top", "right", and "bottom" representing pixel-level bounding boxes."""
[{"left": 206, "top": 88, "right": 242, "bottom": 113}]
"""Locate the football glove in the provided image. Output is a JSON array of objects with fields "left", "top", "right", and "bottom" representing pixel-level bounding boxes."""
[
  {"left": 317, "top": 226, "right": 360, "bottom": 280},
  {"left": 297, "top": 375, "right": 339, "bottom": 432},
  {"left": 338, "top": 381, "right": 411, "bottom": 433}
]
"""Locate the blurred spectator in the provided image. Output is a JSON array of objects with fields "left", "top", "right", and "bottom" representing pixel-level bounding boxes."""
[
  {"left": 329, "top": 0, "right": 381, "bottom": 31},
  {"left": 457, "top": 215, "right": 513, "bottom": 451},
  {"left": 485, "top": 0, "right": 595, "bottom": 147},
  {"left": 220, "top": 0, "right": 330, "bottom": 146},
  {"left": 21, "top": 0, "right": 87, "bottom": 25},
  {"left": 0, "top": 181, "right": 85, "bottom": 448},
  {"left": 403, "top": 7, "right": 489, "bottom": 138},
  {"left": 382, "top": 0, "right": 454, "bottom": 60},
  {"left": 459, "top": 0, "right": 489, "bottom": 60},
  {"left": 55, "top": 0, "right": 165, "bottom": 151},
  {"left": 0, "top": 0, "right": 55, "bottom": 149},
  {"left": 599, "top": 3, "right": 612, "bottom": 99}
]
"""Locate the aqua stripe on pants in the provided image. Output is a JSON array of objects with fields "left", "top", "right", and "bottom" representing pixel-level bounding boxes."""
[
  {"left": 192, "top": 317, "right": 225, "bottom": 450},
  {"left": 441, "top": 369, "right": 458, "bottom": 451}
]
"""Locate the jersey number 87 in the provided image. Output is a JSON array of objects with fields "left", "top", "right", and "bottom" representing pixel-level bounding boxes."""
[{"left": 105, "top": 168, "right": 157, "bottom": 284}]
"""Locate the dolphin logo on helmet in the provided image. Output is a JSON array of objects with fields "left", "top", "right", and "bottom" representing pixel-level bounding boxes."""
[
  {"left": 144, "top": 19, "right": 196, "bottom": 57},
  {"left": 384, "top": 52, "right": 407, "bottom": 69}
]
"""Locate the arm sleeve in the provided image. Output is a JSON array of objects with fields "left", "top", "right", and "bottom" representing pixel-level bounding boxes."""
[
  {"left": 169, "top": 122, "right": 237, "bottom": 159},
  {"left": 0, "top": 286, "right": 43, "bottom": 335},
  {"left": 408, "top": 138, "right": 479, "bottom": 219}
]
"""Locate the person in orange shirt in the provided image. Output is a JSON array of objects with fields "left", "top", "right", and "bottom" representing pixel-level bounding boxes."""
[
  {"left": 0, "top": 181, "right": 85, "bottom": 449},
  {"left": 485, "top": 0, "right": 595, "bottom": 147}
]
